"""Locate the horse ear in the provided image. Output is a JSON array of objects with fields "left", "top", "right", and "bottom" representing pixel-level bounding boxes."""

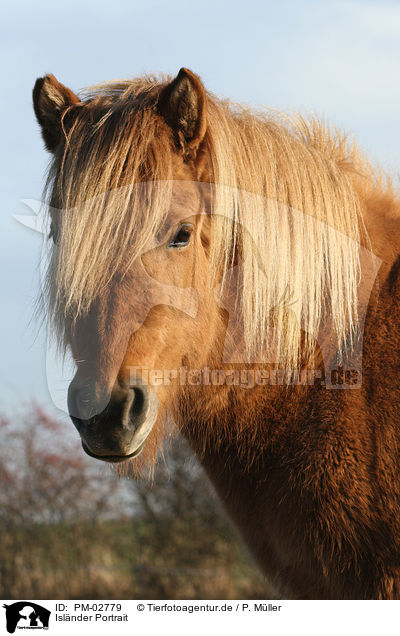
[
  {"left": 158, "top": 68, "right": 207, "bottom": 159},
  {"left": 33, "top": 74, "right": 80, "bottom": 152}
]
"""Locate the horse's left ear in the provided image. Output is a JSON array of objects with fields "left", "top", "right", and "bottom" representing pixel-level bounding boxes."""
[{"left": 158, "top": 68, "right": 207, "bottom": 160}]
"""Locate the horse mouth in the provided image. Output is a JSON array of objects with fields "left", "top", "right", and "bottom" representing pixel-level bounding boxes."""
[{"left": 81, "top": 440, "right": 145, "bottom": 463}]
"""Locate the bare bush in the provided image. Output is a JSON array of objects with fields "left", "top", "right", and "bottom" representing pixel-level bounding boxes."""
[{"left": 0, "top": 406, "right": 270, "bottom": 599}]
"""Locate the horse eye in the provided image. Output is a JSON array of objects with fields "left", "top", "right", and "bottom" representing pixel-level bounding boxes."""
[{"left": 168, "top": 224, "right": 193, "bottom": 249}]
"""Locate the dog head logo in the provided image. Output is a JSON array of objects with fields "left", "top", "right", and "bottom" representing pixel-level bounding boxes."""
[{"left": 3, "top": 602, "right": 50, "bottom": 633}]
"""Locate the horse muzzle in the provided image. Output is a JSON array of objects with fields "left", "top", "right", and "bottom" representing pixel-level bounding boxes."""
[{"left": 67, "top": 376, "right": 158, "bottom": 463}]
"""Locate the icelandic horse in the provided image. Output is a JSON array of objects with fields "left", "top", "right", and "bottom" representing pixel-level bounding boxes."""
[{"left": 32, "top": 68, "right": 400, "bottom": 598}]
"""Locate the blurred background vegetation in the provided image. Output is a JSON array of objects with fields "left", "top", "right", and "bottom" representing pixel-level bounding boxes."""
[{"left": 0, "top": 406, "right": 272, "bottom": 599}]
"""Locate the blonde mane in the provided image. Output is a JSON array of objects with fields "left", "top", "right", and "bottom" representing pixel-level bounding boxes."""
[{"left": 44, "top": 74, "right": 370, "bottom": 368}]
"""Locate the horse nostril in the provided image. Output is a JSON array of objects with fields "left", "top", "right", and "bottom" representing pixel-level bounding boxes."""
[
  {"left": 130, "top": 387, "right": 145, "bottom": 417},
  {"left": 67, "top": 383, "right": 86, "bottom": 430},
  {"left": 70, "top": 414, "right": 86, "bottom": 435},
  {"left": 126, "top": 383, "right": 151, "bottom": 430},
  {"left": 68, "top": 377, "right": 113, "bottom": 428}
]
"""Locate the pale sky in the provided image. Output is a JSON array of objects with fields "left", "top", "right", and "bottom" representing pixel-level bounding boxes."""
[{"left": 1, "top": 0, "right": 399, "bottom": 415}]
